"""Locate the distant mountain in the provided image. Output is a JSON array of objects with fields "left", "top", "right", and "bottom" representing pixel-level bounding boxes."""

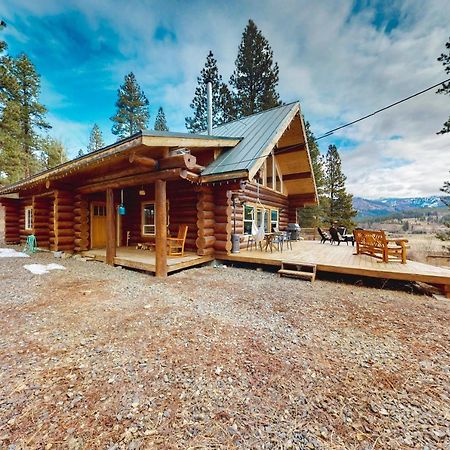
[{"left": 353, "top": 196, "right": 449, "bottom": 220}]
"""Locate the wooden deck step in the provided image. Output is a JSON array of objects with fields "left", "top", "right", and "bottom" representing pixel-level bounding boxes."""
[{"left": 279, "top": 262, "right": 317, "bottom": 282}]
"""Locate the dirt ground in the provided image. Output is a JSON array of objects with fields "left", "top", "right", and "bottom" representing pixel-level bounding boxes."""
[{"left": 0, "top": 249, "right": 449, "bottom": 449}]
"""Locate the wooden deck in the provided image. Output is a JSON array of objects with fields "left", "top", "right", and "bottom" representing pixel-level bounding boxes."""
[
  {"left": 219, "top": 240, "right": 450, "bottom": 293},
  {"left": 82, "top": 247, "right": 213, "bottom": 273}
]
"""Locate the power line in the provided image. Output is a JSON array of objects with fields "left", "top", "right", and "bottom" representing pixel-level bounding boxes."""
[
  {"left": 315, "top": 77, "right": 450, "bottom": 140},
  {"left": 211, "top": 77, "right": 450, "bottom": 169}
]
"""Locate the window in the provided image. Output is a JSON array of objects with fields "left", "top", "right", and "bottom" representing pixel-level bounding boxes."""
[
  {"left": 25, "top": 206, "right": 33, "bottom": 230},
  {"left": 142, "top": 203, "right": 156, "bottom": 235},
  {"left": 93, "top": 205, "right": 106, "bottom": 216},
  {"left": 243, "top": 204, "right": 279, "bottom": 234},
  {"left": 141, "top": 202, "right": 169, "bottom": 236}
]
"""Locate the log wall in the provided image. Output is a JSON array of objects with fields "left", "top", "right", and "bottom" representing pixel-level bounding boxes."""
[
  {"left": 74, "top": 193, "right": 89, "bottom": 252},
  {"left": 32, "top": 196, "right": 52, "bottom": 249},
  {"left": 19, "top": 198, "right": 32, "bottom": 244},
  {"left": 53, "top": 190, "right": 75, "bottom": 252},
  {"left": 195, "top": 186, "right": 215, "bottom": 256},
  {"left": 213, "top": 184, "right": 234, "bottom": 253},
  {"left": 1, "top": 198, "right": 20, "bottom": 244},
  {"left": 232, "top": 182, "right": 289, "bottom": 250},
  {"left": 121, "top": 182, "right": 199, "bottom": 252}
]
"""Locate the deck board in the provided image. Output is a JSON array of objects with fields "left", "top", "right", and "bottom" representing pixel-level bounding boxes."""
[{"left": 220, "top": 240, "right": 450, "bottom": 287}]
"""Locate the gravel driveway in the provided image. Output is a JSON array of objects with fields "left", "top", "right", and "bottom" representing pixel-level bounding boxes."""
[{"left": 0, "top": 248, "right": 449, "bottom": 449}]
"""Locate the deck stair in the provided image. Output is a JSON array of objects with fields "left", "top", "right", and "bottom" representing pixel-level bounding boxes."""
[{"left": 278, "top": 261, "right": 317, "bottom": 282}]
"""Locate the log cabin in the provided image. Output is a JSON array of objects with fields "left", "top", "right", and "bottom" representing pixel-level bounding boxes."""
[{"left": 0, "top": 101, "right": 318, "bottom": 277}]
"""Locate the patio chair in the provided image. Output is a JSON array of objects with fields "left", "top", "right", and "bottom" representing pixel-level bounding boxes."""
[
  {"left": 329, "top": 227, "right": 345, "bottom": 245},
  {"left": 167, "top": 224, "right": 188, "bottom": 256},
  {"left": 317, "top": 227, "right": 331, "bottom": 244}
]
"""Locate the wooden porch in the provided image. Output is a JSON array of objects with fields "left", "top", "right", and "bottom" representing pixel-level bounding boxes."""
[
  {"left": 83, "top": 247, "right": 213, "bottom": 274},
  {"left": 219, "top": 240, "right": 450, "bottom": 295}
]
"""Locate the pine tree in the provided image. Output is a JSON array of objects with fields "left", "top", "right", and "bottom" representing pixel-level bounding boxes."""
[
  {"left": 40, "top": 136, "right": 67, "bottom": 169},
  {"left": 437, "top": 38, "right": 450, "bottom": 134},
  {"left": 110, "top": 72, "right": 149, "bottom": 139},
  {"left": 77, "top": 149, "right": 84, "bottom": 158},
  {"left": 185, "top": 51, "right": 235, "bottom": 133},
  {"left": 437, "top": 173, "right": 450, "bottom": 250},
  {"left": 230, "top": 19, "right": 281, "bottom": 118},
  {"left": 154, "top": 107, "right": 169, "bottom": 131},
  {"left": 0, "top": 53, "right": 50, "bottom": 179},
  {"left": 0, "top": 20, "right": 6, "bottom": 54},
  {"left": 87, "top": 123, "right": 104, "bottom": 152},
  {"left": 323, "top": 144, "right": 356, "bottom": 229}
]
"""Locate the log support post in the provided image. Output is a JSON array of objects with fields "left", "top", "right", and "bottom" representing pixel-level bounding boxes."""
[
  {"left": 155, "top": 179, "right": 168, "bottom": 277},
  {"left": 106, "top": 188, "right": 116, "bottom": 265}
]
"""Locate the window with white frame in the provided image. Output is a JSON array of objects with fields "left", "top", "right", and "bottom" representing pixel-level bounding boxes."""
[
  {"left": 142, "top": 203, "right": 156, "bottom": 235},
  {"left": 243, "top": 204, "right": 279, "bottom": 234},
  {"left": 25, "top": 206, "right": 33, "bottom": 230},
  {"left": 141, "top": 202, "right": 169, "bottom": 235}
]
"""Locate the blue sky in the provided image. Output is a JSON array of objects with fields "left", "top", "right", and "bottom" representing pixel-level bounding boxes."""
[{"left": 1, "top": 0, "right": 450, "bottom": 198}]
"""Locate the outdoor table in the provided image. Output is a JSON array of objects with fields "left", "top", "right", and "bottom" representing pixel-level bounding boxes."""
[{"left": 263, "top": 232, "right": 283, "bottom": 252}]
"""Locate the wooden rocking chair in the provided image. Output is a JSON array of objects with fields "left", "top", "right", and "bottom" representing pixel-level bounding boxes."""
[{"left": 167, "top": 224, "right": 188, "bottom": 256}]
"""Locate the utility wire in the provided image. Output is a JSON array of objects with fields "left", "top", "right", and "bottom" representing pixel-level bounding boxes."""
[
  {"left": 315, "top": 77, "right": 450, "bottom": 140},
  {"left": 211, "top": 77, "right": 450, "bottom": 169}
]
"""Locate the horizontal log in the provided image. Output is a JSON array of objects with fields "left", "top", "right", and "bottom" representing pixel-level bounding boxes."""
[
  {"left": 55, "top": 236, "right": 74, "bottom": 245},
  {"left": 214, "top": 240, "right": 232, "bottom": 252},
  {"left": 198, "top": 193, "right": 215, "bottom": 203},
  {"left": 159, "top": 153, "right": 197, "bottom": 171},
  {"left": 195, "top": 236, "right": 216, "bottom": 248},
  {"left": 74, "top": 238, "right": 89, "bottom": 246},
  {"left": 197, "top": 218, "right": 215, "bottom": 229},
  {"left": 197, "top": 247, "right": 215, "bottom": 256},
  {"left": 74, "top": 223, "right": 89, "bottom": 232},
  {"left": 197, "top": 227, "right": 215, "bottom": 237},
  {"left": 214, "top": 205, "right": 232, "bottom": 216},
  {"left": 55, "top": 212, "right": 74, "bottom": 221},
  {"left": 197, "top": 200, "right": 215, "bottom": 211},
  {"left": 214, "top": 214, "right": 228, "bottom": 223},
  {"left": 214, "top": 223, "right": 231, "bottom": 234},
  {"left": 78, "top": 168, "right": 186, "bottom": 194},
  {"left": 129, "top": 153, "right": 158, "bottom": 169},
  {"left": 197, "top": 210, "right": 214, "bottom": 220},
  {"left": 55, "top": 229, "right": 74, "bottom": 237},
  {"left": 55, "top": 221, "right": 74, "bottom": 229}
]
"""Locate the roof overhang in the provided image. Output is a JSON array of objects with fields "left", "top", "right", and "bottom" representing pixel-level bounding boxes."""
[{"left": 0, "top": 131, "right": 242, "bottom": 195}]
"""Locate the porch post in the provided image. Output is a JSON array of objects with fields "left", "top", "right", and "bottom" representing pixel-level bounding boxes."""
[
  {"left": 155, "top": 179, "right": 168, "bottom": 277},
  {"left": 106, "top": 187, "right": 116, "bottom": 265}
]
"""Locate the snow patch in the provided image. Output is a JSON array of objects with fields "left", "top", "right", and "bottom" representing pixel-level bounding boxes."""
[
  {"left": 24, "top": 263, "right": 66, "bottom": 275},
  {"left": 0, "top": 248, "right": 30, "bottom": 258}
]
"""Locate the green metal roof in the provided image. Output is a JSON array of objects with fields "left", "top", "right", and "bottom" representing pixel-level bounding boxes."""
[{"left": 201, "top": 102, "right": 300, "bottom": 176}]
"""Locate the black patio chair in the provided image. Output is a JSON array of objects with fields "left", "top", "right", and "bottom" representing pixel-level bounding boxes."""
[
  {"left": 317, "top": 227, "right": 331, "bottom": 244},
  {"left": 329, "top": 227, "right": 346, "bottom": 245}
]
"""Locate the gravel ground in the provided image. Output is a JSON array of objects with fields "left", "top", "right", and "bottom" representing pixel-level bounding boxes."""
[{"left": 0, "top": 248, "right": 449, "bottom": 449}]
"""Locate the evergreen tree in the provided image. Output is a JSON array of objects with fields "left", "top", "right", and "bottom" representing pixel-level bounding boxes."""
[
  {"left": 40, "top": 136, "right": 67, "bottom": 169},
  {"left": 437, "top": 173, "right": 450, "bottom": 250},
  {"left": 185, "top": 51, "right": 235, "bottom": 133},
  {"left": 230, "top": 19, "right": 281, "bottom": 117},
  {"left": 0, "top": 20, "right": 6, "bottom": 54},
  {"left": 323, "top": 144, "right": 356, "bottom": 229},
  {"left": 87, "top": 123, "right": 104, "bottom": 152},
  {"left": 0, "top": 53, "right": 50, "bottom": 179},
  {"left": 154, "top": 106, "right": 169, "bottom": 131},
  {"left": 77, "top": 148, "right": 84, "bottom": 158},
  {"left": 437, "top": 38, "right": 450, "bottom": 134},
  {"left": 110, "top": 72, "right": 149, "bottom": 139}
]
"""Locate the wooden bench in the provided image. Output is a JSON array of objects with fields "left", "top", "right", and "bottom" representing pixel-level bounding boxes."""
[{"left": 353, "top": 230, "right": 408, "bottom": 264}]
